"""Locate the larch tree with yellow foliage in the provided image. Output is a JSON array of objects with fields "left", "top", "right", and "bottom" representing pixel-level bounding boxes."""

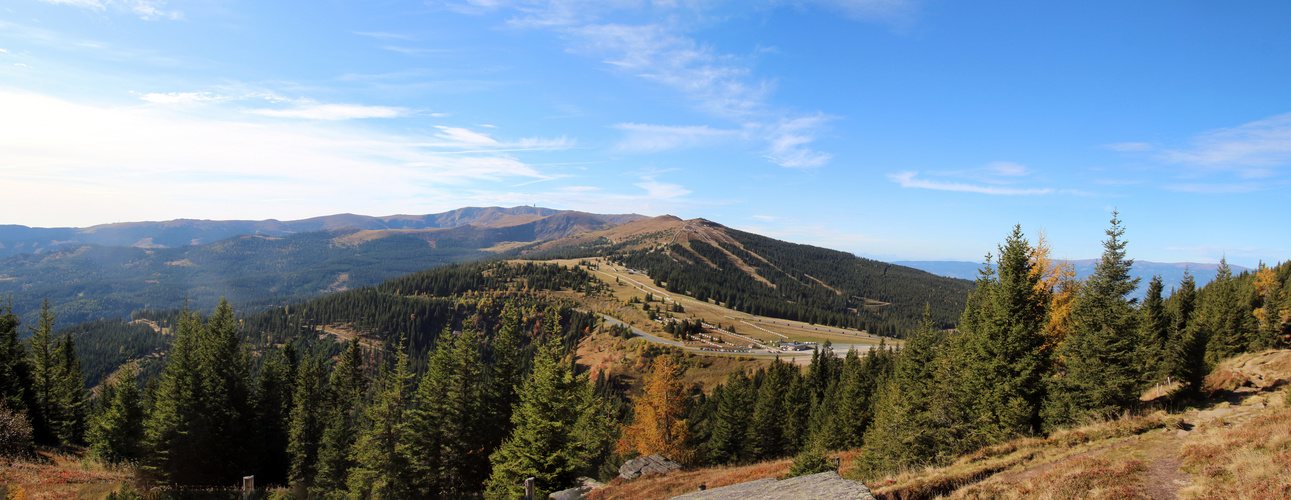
[{"left": 619, "top": 355, "right": 694, "bottom": 464}]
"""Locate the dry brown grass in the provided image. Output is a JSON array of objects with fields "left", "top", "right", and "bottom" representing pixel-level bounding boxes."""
[
  {"left": 862, "top": 412, "right": 1183, "bottom": 499},
  {"left": 584, "top": 449, "right": 865, "bottom": 500},
  {"left": 0, "top": 447, "right": 133, "bottom": 500},
  {"left": 953, "top": 457, "right": 1150, "bottom": 499},
  {"left": 1178, "top": 402, "right": 1291, "bottom": 499}
]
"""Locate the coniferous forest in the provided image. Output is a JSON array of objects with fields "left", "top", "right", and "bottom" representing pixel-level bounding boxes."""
[{"left": 2, "top": 215, "right": 1290, "bottom": 498}]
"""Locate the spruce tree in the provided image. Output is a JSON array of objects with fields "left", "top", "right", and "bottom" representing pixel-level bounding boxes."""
[
  {"left": 1138, "top": 275, "right": 1170, "bottom": 385},
  {"left": 859, "top": 312, "right": 956, "bottom": 474},
  {"left": 961, "top": 227, "right": 1049, "bottom": 441},
  {"left": 484, "top": 338, "right": 614, "bottom": 499},
  {"left": 87, "top": 366, "right": 144, "bottom": 462},
  {"left": 51, "top": 334, "right": 86, "bottom": 445},
  {"left": 706, "top": 371, "right": 752, "bottom": 465},
  {"left": 314, "top": 341, "right": 366, "bottom": 493},
  {"left": 143, "top": 300, "right": 254, "bottom": 485},
  {"left": 0, "top": 306, "right": 34, "bottom": 426},
  {"left": 287, "top": 357, "right": 329, "bottom": 491},
  {"left": 1044, "top": 213, "right": 1141, "bottom": 429},
  {"left": 26, "top": 299, "right": 57, "bottom": 443},
  {"left": 252, "top": 350, "right": 293, "bottom": 485},
  {"left": 405, "top": 327, "right": 488, "bottom": 497},
  {"left": 1202, "top": 259, "right": 1245, "bottom": 365},
  {"left": 346, "top": 345, "right": 413, "bottom": 499}
]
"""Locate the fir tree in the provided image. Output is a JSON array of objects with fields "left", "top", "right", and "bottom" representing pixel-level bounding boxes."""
[
  {"left": 1203, "top": 259, "right": 1245, "bottom": 365},
  {"left": 315, "top": 341, "right": 366, "bottom": 493},
  {"left": 252, "top": 349, "right": 293, "bottom": 485},
  {"left": 484, "top": 338, "right": 614, "bottom": 499},
  {"left": 859, "top": 312, "right": 958, "bottom": 474},
  {"left": 0, "top": 306, "right": 33, "bottom": 428},
  {"left": 87, "top": 366, "right": 144, "bottom": 462},
  {"left": 51, "top": 334, "right": 86, "bottom": 445},
  {"left": 706, "top": 371, "right": 752, "bottom": 465},
  {"left": 346, "top": 344, "right": 413, "bottom": 499},
  {"left": 288, "top": 357, "right": 329, "bottom": 491},
  {"left": 1138, "top": 275, "right": 1170, "bottom": 385},
  {"left": 405, "top": 327, "right": 488, "bottom": 497},
  {"left": 26, "top": 299, "right": 57, "bottom": 443},
  {"left": 961, "top": 226, "right": 1049, "bottom": 441},
  {"left": 1044, "top": 213, "right": 1141, "bottom": 428}
]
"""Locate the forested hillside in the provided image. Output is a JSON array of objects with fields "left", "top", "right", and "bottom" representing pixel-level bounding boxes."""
[
  {"left": 601, "top": 220, "right": 973, "bottom": 335},
  {"left": 0, "top": 212, "right": 626, "bottom": 325},
  {"left": 0, "top": 206, "right": 644, "bottom": 258},
  {"left": 2, "top": 214, "right": 1289, "bottom": 498}
]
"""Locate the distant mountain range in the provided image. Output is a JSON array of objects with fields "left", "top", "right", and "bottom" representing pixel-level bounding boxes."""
[
  {"left": 893, "top": 259, "right": 1251, "bottom": 297},
  {"left": 0, "top": 206, "right": 644, "bottom": 258},
  {"left": 0, "top": 207, "right": 644, "bottom": 324}
]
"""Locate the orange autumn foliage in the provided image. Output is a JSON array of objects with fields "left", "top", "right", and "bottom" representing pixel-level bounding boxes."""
[
  {"left": 618, "top": 355, "right": 694, "bottom": 465},
  {"left": 1030, "top": 231, "right": 1078, "bottom": 352}
]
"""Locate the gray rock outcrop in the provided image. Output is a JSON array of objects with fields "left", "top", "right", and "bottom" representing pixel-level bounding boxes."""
[
  {"left": 668, "top": 471, "right": 875, "bottom": 500},
  {"left": 618, "top": 454, "right": 683, "bottom": 480}
]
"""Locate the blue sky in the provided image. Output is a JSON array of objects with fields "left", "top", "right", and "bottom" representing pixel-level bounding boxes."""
[{"left": 2, "top": 1, "right": 1289, "bottom": 268}]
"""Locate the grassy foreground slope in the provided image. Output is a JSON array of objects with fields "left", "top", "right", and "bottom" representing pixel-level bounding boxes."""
[{"left": 584, "top": 349, "right": 1291, "bottom": 499}]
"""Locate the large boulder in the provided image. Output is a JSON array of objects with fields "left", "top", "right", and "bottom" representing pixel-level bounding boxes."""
[{"left": 618, "top": 454, "right": 683, "bottom": 480}]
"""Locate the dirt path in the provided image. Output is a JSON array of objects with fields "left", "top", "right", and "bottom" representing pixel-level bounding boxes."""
[{"left": 1141, "top": 434, "right": 1189, "bottom": 499}]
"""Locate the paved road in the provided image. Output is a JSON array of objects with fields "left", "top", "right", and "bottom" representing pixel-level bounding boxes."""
[{"left": 598, "top": 314, "right": 685, "bottom": 347}]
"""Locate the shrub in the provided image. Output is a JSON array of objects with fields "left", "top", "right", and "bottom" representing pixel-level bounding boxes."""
[{"left": 0, "top": 404, "right": 34, "bottom": 459}]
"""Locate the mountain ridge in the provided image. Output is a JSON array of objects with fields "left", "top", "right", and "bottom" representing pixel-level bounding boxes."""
[{"left": 0, "top": 206, "right": 646, "bottom": 257}]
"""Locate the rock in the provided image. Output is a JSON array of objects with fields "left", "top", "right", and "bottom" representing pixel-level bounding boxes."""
[
  {"left": 669, "top": 471, "right": 874, "bottom": 500},
  {"left": 618, "top": 454, "right": 683, "bottom": 480},
  {"left": 549, "top": 477, "right": 603, "bottom": 500}
]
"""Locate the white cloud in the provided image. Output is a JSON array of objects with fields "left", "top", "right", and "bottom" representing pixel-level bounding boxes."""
[
  {"left": 248, "top": 103, "right": 410, "bottom": 120},
  {"left": 0, "top": 90, "right": 563, "bottom": 226},
  {"left": 761, "top": 114, "right": 835, "bottom": 168},
  {"left": 635, "top": 179, "right": 692, "bottom": 199},
  {"left": 1104, "top": 142, "right": 1153, "bottom": 152},
  {"left": 39, "top": 0, "right": 182, "bottom": 21},
  {"left": 888, "top": 171, "right": 1055, "bottom": 195},
  {"left": 1163, "top": 182, "right": 1271, "bottom": 194},
  {"left": 981, "top": 161, "right": 1028, "bottom": 177},
  {"left": 612, "top": 123, "right": 739, "bottom": 152},
  {"left": 140, "top": 92, "right": 224, "bottom": 104},
  {"left": 558, "top": 185, "right": 601, "bottom": 192},
  {"left": 435, "top": 126, "right": 500, "bottom": 145},
  {"left": 451, "top": 2, "right": 840, "bottom": 169},
  {"left": 1159, "top": 112, "right": 1291, "bottom": 170}
]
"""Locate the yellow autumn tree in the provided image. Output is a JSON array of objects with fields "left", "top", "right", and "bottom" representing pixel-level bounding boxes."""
[
  {"left": 1030, "top": 230, "right": 1078, "bottom": 352},
  {"left": 618, "top": 355, "right": 693, "bottom": 464}
]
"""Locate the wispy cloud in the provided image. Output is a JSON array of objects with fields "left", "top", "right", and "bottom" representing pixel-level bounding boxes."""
[
  {"left": 1159, "top": 112, "right": 1291, "bottom": 172},
  {"left": 446, "top": 1, "right": 845, "bottom": 169},
  {"left": 0, "top": 90, "right": 565, "bottom": 225},
  {"left": 139, "top": 92, "right": 225, "bottom": 104},
  {"left": 38, "top": 0, "right": 183, "bottom": 21},
  {"left": 635, "top": 178, "right": 693, "bottom": 199},
  {"left": 1163, "top": 182, "right": 1271, "bottom": 194},
  {"left": 888, "top": 171, "right": 1055, "bottom": 195},
  {"left": 351, "top": 31, "right": 416, "bottom": 41},
  {"left": 247, "top": 103, "right": 410, "bottom": 120},
  {"left": 1104, "top": 142, "right": 1153, "bottom": 152},
  {"left": 612, "top": 123, "right": 739, "bottom": 153}
]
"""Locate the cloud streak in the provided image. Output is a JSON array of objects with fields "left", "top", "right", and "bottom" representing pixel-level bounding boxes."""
[
  {"left": 449, "top": 1, "right": 841, "bottom": 168},
  {"left": 0, "top": 90, "right": 567, "bottom": 225},
  {"left": 1158, "top": 112, "right": 1291, "bottom": 176},
  {"left": 888, "top": 171, "right": 1055, "bottom": 195}
]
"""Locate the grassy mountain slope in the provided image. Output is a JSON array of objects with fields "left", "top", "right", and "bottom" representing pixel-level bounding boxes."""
[
  {"left": 0, "top": 206, "right": 645, "bottom": 258},
  {"left": 523, "top": 216, "right": 974, "bottom": 334},
  {"left": 0, "top": 211, "right": 630, "bottom": 324}
]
